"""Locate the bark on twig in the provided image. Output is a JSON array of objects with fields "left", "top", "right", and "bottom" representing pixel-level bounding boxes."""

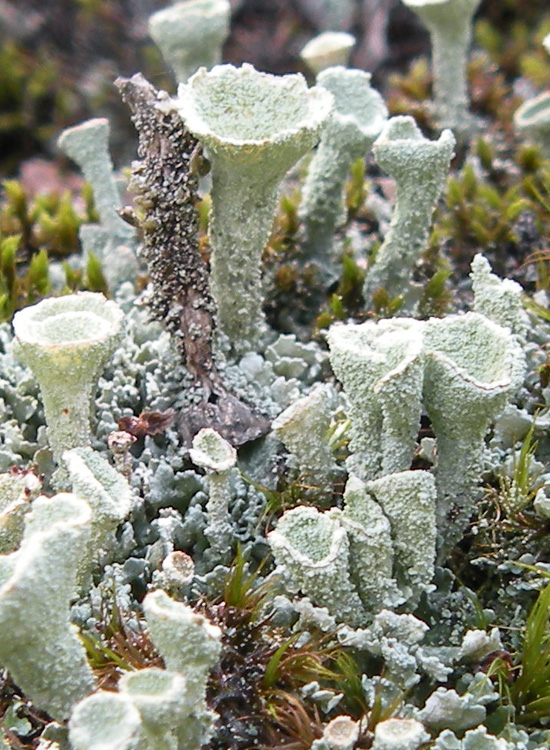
[{"left": 116, "top": 73, "right": 270, "bottom": 446}]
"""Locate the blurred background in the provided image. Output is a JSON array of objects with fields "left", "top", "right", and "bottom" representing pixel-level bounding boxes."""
[{"left": 1, "top": 0, "right": 548, "bottom": 176}]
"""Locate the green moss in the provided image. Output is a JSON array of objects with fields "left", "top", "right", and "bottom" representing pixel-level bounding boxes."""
[
  {"left": 0, "top": 179, "right": 109, "bottom": 320},
  {"left": 433, "top": 164, "right": 529, "bottom": 259},
  {"left": 0, "top": 42, "right": 75, "bottom": 172}
]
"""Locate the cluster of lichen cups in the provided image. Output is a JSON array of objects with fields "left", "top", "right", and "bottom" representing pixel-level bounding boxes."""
[{"left": 1, "top": 0, "right": 548, "bottom": 748}]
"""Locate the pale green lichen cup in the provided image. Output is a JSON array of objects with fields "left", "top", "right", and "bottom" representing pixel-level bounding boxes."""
[
  {"left": 300, "top": 31, "right": 356, "bottom": 75},
  {"left": 148, "top": 0, "right": 231, "bottom": 84},
  {"left": 300, "top": 66, "right": 387, "bottom": 279},
  {"left": 12, "top": 293, "right": 124, "bottom": 483},
  {"left": 401, "top": 0, "right": 481, "bottom": 133},
  {"left": 175, "top": 63, "right": 333, "bottom": 354}
]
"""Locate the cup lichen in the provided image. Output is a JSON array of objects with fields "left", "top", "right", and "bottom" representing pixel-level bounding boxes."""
[
  {"left": 363, "top": 116, "right": 455, "bottom": 311},
  {"left": 12, "top": 292, "right": 124, "bottom": 484},
  {"left": 148, "top": 0, "right": 231, "bottom": 84},
  {"left": 300, "top": 66, "right": 388, "bottom": 281},
  {"left": 300, "top": 32, "right": 356, "bottom": 75},
  {"left": 0, "top": 492, "right": 95, "bottom": 721},
  {"left": 401, "top": 0, "right": 482, "bottom": 133},
  {"left": 174, "top": 63, "right": 333, "bottom": 353}
]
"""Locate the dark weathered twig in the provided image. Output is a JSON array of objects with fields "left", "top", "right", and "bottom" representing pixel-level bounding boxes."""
[{"left": 116, "top": 73, "right": 269, "bottom": 445}]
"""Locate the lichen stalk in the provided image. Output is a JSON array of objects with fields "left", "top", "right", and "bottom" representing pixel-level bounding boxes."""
[
  {"left": 148, "top": 0, "right": 230, "bottom": 84},
  {"left": 175, "top": 63, "right": 333, "bottom": 354},
  {"left": 0, "top": 493, "right": 95, "bottom": 721},
  {"left": 423, "top": 313, "right": 526, "bottom": 556},
  {"left": 327, "top": 317, "right": 424, "bottom": 481},
  {"left": 57, "top": 118, "right": 132, "bottom": 242},
  {"left": 300, "top": 67, "right": 387, "bottom": 281},
  {"left": 429, "top": 10, "right": 475, "bottom": 130},
  {"left": 208, "top": 162, "right": 279, "bottom": 348},
  {"left": 271, "top": 384, "right": 338, "bottom": 487},
  {"left": 190, "top": 427, "right": 237, "bottom": 561},
  {"left": 402, "top": 0, "right": 481, "bottom": 132},
  {"left": 363, "top": 116, "right": 455, "bottom": 310}
]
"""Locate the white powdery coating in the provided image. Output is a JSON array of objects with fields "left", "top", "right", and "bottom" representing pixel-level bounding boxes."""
[
  {"left": 470, "top": 254, "right": 526, "bottom": 337},
  {"left": 175, "top": 63, "right": 333, "bottom": 352},
  {"left": 313, "top": 715, "right": 360, "bottom": 750},
  {"left": 120, "top": 668, "right": 190, "bottom": 744},
  {"left": 419, "top": 687, "right": 486, "bottom": 732},
  {"left": 142, "top": 591, "right": 221, "bottom": 749},
  {"left": 400, "top": 0, "right": 481, "bottom": 131},
  {"left": 177, "top": 63, "right": 332, "bottom": 149},
  {"left": 58, "top": 119, "right": 132, "bottom": 240},
  {"left": 300, "top": 32, "right": 356, "bottom": 74},
  {"left": 63, "top": 446, "right": 132, "bottom": 567},
  {"left": 190, "top": 428, "right": 236, "bottom": 556},
  {"left": 272, "top": 384, "right": 337, "bottom": 484},
  {"left": 57, "top": 119, "right": 138, "bottom": 288},
  {"left": 143, "top": 589, "right": 221, "bottom": 694},
  {"left": 423, "top": 312, "right": 526, "bottom": 548},
  {"left": 190, "top": 427, "right": 237, "bottom": 473},
  {"left": 364, "top": 116, "right": 455, "bottom": 307},
  {"left": 0, "top": 493, "right": 94, "bottom": 721},
  {"left": 69, "top": 691, "right": 143, "bottom": 750},
  {"left": 316, "top": 66, "right": 388, "bottom": 146},
  {"left": 0, "top": 471, "right": 41, "bottom": 553},
  {"left": 341, "top": 474, "right": 402, "bottom": 611},
  {"left": 299, "top": 66, "right": 387, "bottom": 271}
]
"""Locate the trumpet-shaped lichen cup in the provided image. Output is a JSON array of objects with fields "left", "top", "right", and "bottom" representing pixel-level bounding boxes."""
[
  {"left": 0, "top": 492, "right": 95, "bottom": 721},
  {"left": 300, "top": 66, "right": 387, "bottom": 280},
  {"left": 148, "top": 0, "right": 231, "bottom": 84},
  {"left": 423, "top": 312, "right": 525, "bottom": 555},
  {"left": 12, "top": 293, "right": 124, "bottom": 483},
  {"left": 363, "top": 116, "right": 455, "bottom": 311},
  {"left": 327, "top": 317, "right": 424, "bottom": 481},
  {"left": 401, "top": 0, "right": 481, "bottom": 133},
  {"left": 175, "top": 63, "right": 333, "bottom": 353}
]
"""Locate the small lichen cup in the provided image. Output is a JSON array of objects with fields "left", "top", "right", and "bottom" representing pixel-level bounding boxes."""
[
  {"left": 175, "top": 63, "right": 333, "bottom": 354},
  {"left": 58, "top": 118, "right": 138, "bottom": 289},
  {"left": 312, "top": 715, "right": 360, "bottom": 750},
  {"left": 148, "top": 0, "right": 231, "bottom": 84},
  {"left": 300, "top": 66, "right": 387, "bottom": 281},
  {"left": 371, "top": 717, "right": 429, "bottom": 750},
  {"left": 190, "top": 427, "right": 237, "bottom": 561},
  {"left": 268, "top": 505, "right": 368, "bottom": 627},
  {"left": 401, "top": 0, "right": 481, "bottom": 133},
  {"left": 300, "top": 32, "right": 356, "bottom": 75},
  {"left": 12, "top": 293, "right": 124, "bottom": 483},
  {"left": 0, "top": 492, "right": 95, "bottom": 721},
  {"left": 327, "top": 317, "right": 424, "bottom": 481},
  {"left": 363, "top": 116, "right": 455, "bottom": 311}
]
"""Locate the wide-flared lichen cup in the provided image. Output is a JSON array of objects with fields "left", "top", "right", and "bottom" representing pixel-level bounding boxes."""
[{"left": 175, "top": 63, "right": 333, "bottom": 354}]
